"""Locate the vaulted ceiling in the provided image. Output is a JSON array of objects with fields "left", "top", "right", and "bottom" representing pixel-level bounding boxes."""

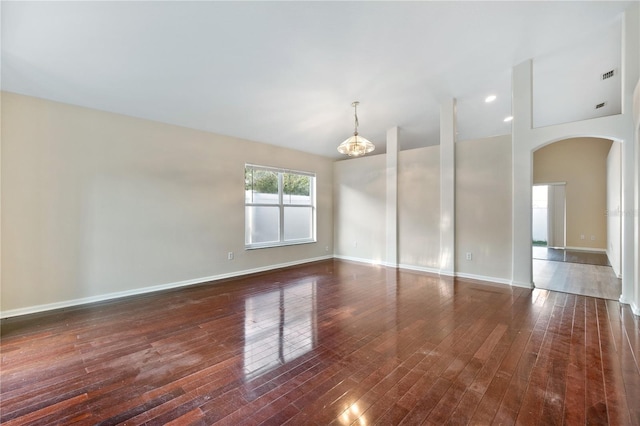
[{"left": 1, "top": 1, "right": 632, "bottom": 158}]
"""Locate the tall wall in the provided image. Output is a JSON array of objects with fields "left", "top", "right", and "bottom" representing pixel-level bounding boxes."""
[
  {"left": 398, "top": 146, "right": 440, "bottom": 271},
  {"left": 533, "top": 137, "right": 613, "bottom": 250},
  {"left": 333, "top": 154, "right": 386, "bottom": 264},
  {"left": 334, "top": 135, "right": 513, "bottom": 283},
  {"left": 1, "top": 92, "right": 334, "bottom": 316},
  {"left": 455, "top": 136, "right": 512, "bottom": 281}
]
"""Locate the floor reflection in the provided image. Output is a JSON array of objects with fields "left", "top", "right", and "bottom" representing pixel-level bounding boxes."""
[{"left": 243, "top": 280, "right": 316, "bottom": 379}]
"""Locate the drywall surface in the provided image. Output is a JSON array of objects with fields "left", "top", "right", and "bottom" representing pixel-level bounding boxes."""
[
  {"left": 398, "top": 146, "right": 440, "bottom": 270},
  {"left": 455, "top": 135, "right": 513, "bottom": 281},
  {"left": 1, "top": 92, "right": 334, "bottom": 315},
  {"left": 333, "top": 154, "right": 386, "bottom": 264}
]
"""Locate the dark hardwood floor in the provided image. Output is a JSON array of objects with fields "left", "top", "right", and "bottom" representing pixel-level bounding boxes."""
[{"left": 1, "top": 260, "right": 639, "bottom": 425}]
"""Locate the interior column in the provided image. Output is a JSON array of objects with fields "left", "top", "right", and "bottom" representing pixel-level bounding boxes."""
[
  {"left": 440, "top": 98, "right": 456, "bottom": 275},
  {"left": 386, "top": 126, "right": 399, "bottom": 267}
]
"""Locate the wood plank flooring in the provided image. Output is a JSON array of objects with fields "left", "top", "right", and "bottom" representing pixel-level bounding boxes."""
[
  {"left": 1, "top": 259, "right": 639, "bottom": 425},
  {"left": 532, "top": 247, "right": 611, "bottom": 266},
  {"left": 533, "top": 258, "right": 622, "bottom": 301}
]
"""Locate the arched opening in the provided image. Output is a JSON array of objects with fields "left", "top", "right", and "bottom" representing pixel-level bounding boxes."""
[{"left": 530, "top": 137, "right": 621, "bottom": 300}]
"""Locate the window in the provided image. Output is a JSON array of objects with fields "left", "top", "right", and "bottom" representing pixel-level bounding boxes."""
[{"left": 245, "top": 164, "right": 316, "bottom": 248}]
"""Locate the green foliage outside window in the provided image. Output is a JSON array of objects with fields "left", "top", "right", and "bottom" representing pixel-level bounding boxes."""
[
  {"left": 245, "top": 169, "right": 278, "bottom": 194},
  {"left": 245, "top": 168, "right": 310, "bottom": 196},
  {"left": 283, "top": 173, "right": 310, "bottom": 196}
]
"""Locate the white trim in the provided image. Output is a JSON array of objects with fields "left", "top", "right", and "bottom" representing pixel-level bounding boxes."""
[
  {"left": 619, "top": 294, "right": 631, "bottom": 305},
  {"left": 0, "top": 255, "right": 332, "bottom": 319},
  {"left": 333, "top": 255, "right": 384, "bottom": 266},
  {"left": 397, "top": 263, "right": 441, "bottom": 275},
  {"left": 511, "top": 280, "right": 536, "bottom": 289},
  {"left": 631, "top": 301, "right": 640, "bottom": 316},
  {"left": 454, "top": 272, "right": 513, "bottom": 286},
  {"left": 563, "top": 246, "right": 607, "bottom": 253},
  {"left": 337, "top": 256, "right": 515, "bottom": 287}
]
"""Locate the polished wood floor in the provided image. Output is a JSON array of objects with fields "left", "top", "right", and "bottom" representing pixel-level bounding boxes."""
[{"left": 1, "top": 260, "right": 639, "bottom": 425}]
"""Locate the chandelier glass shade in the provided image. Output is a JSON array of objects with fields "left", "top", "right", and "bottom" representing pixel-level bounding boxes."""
[{"left": 337, "top": 101, "right": 375, "bottom": 157}]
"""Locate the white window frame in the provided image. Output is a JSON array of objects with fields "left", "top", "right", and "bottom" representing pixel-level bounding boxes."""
[{"left": 245, "top": 164, "right": 316, "bottom": 249}]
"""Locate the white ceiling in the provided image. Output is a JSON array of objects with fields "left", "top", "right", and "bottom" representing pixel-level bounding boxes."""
[{"left": 1, "top": 1, "right": 632, "bottom": 159}]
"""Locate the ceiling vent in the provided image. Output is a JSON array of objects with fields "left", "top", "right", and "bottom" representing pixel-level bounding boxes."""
[
  {"left": 595, "top": 102, "right": 606, "bottom": 109},
  {"left": 601, "top": 70, "right": 615, "bottom": 80}
]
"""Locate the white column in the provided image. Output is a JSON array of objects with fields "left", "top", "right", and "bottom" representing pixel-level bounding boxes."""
[
  {"left": 635, "top": 119, "right": 640, "bottom": 315},
  {"left": 440, "top": 99, "right": 456, "bottom": 275},
  {"left": 386, "top": 126, "right": 399, "bottom": 267},
  {"left": 512, "top": 61, "right": 535, "bottom": 288},
  {"left": 620, "top": 3, "right": 639, "bottom": 309}
]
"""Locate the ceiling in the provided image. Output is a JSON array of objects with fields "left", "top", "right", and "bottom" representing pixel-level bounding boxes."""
[{"left": 1, "top": 1, "right": 632, "bottom": 159}]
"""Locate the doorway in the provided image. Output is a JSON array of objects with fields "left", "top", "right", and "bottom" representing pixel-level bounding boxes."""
[
  {"left": 532, "top": 183, "right": 566, "bottom": 249},
  {"left": 531, "top": 138, "right": 621, "bottom": 300}
]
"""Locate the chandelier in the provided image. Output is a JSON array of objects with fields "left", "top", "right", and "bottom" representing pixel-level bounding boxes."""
[{"left": 337, "top": 101, "right": 375, "bottom": 157}]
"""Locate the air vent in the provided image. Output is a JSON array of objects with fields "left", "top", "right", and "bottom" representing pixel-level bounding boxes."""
[
  {"left": 595, "top": 102, "right": 606, "bottom": 109},
  {"left": 601, "top": 70, "right": 615, "bottom": 80}
]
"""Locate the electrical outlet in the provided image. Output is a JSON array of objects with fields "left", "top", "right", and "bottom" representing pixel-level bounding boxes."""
[
  {"left": 325, "top": 246, "right": 329, "bottom": 252},
  {"left": 354, "top": 241, "right": 358, "bottom": 248},
  {"left": 465, "top": 252, "right": 473, "bottom": 261},
  {"left": 580, "top": 234, "right": 585, "bottom": 240},
  {"left": 228, "top": 252, "right": 234, "bottom": 260},
  {"left": 591, "top": 236, "right": 595, "bottom": 241}
]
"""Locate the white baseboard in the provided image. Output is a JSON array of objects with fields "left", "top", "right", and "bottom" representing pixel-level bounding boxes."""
[
  {"left": 617, "top": 296, "right": 639, "bottom": 316},
  {"left": 336, "top": 256, "right": 527, "bottom": 288},
  {"left": 454, "top": 272, "right": 513, "bottom": 286},
  {"left": 512, "top": 280, "right": 536, "bottom": 289},
  {"left": 564, "top": 246, "right": 607, "bottom": 253},
  {"left": 0, "top": 255, "right": 333, "bottom": 319},
  {"left": 397, "top": 263, "right": 441, "bottom": 275},
  {"left": 333, "top": 255, "right": 385, "bottom": 266}
]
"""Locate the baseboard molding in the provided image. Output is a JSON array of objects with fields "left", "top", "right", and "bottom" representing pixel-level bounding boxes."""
[
  {"left": 454, "top": 272, "right": 512, "bottom": 286},
  {"left": 336, "top": 256, "right": 515, "bottom": 287},
  {"left": 0, "top": 255, "right": 333, "bottom": 319},
  {"left": 564, "top": 246, "right": 607, "bottom": 253},
  {"left": 512, "top": 280, "right": 535, "bottom": 289},
  {"left": 333, "top": 255, "right": 386, "bottom": 266},
  {"left": 631, "top": 301, "right": 640, "bottom": 317},
  {"left": 397, "top": 263, "right": 441, "bottom": 275}
]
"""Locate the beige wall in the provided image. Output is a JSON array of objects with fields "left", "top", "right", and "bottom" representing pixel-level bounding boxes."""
[
  {"left": 398, "top": 146, "right": 440, "bottom": 270},
  {"left": 333, "top": 154, "right": 386, "bottom": 263},
  {"left": 1, "top": 92, "right": 334, "bottom": 315},
  {"left": 334, "top": 135, "right": 512, "bottom": 282},
  {"left": 455, "top": 135, "right": 513, "bottom": 281},
  {"left": 534, "top": 137, "right": 612, "bottom": 250},
  {"left": 333, "top": 146, "right": 442, "bottom": 270}
]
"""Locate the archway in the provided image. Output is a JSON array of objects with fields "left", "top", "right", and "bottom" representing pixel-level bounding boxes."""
[
  {"left": 511, "top": 59, "right": 635, "bottom": 310},
  {"left": 530, "top": 137, "right": 621, "bottom": 300}
]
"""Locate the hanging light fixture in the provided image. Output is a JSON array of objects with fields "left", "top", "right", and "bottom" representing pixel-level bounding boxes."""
[{"left": 337, "top": 101, "right": 375, "bottom": 157}]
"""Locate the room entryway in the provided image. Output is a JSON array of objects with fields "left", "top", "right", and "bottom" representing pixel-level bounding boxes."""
[
  {"left": 532, "top": 246, "right": 610, "bottom": 266},
  {"left": 531, "top": 192, "right": 620, "bottom": 300},
  {"left": 532, "top": 256, "right": 621, "bottom": 300}
]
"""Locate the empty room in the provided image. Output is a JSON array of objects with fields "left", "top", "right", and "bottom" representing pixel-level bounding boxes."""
[{"left": 1, "top": 1, "right": 639, "bottom": 425}]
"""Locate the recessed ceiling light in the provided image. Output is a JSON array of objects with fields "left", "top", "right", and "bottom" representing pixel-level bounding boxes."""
[
  {"left": 485, "top": 95, "right": 496, "bottom": 103},
  {"left": 504, "top": 116, "right": 513, "bottom": 122}
]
